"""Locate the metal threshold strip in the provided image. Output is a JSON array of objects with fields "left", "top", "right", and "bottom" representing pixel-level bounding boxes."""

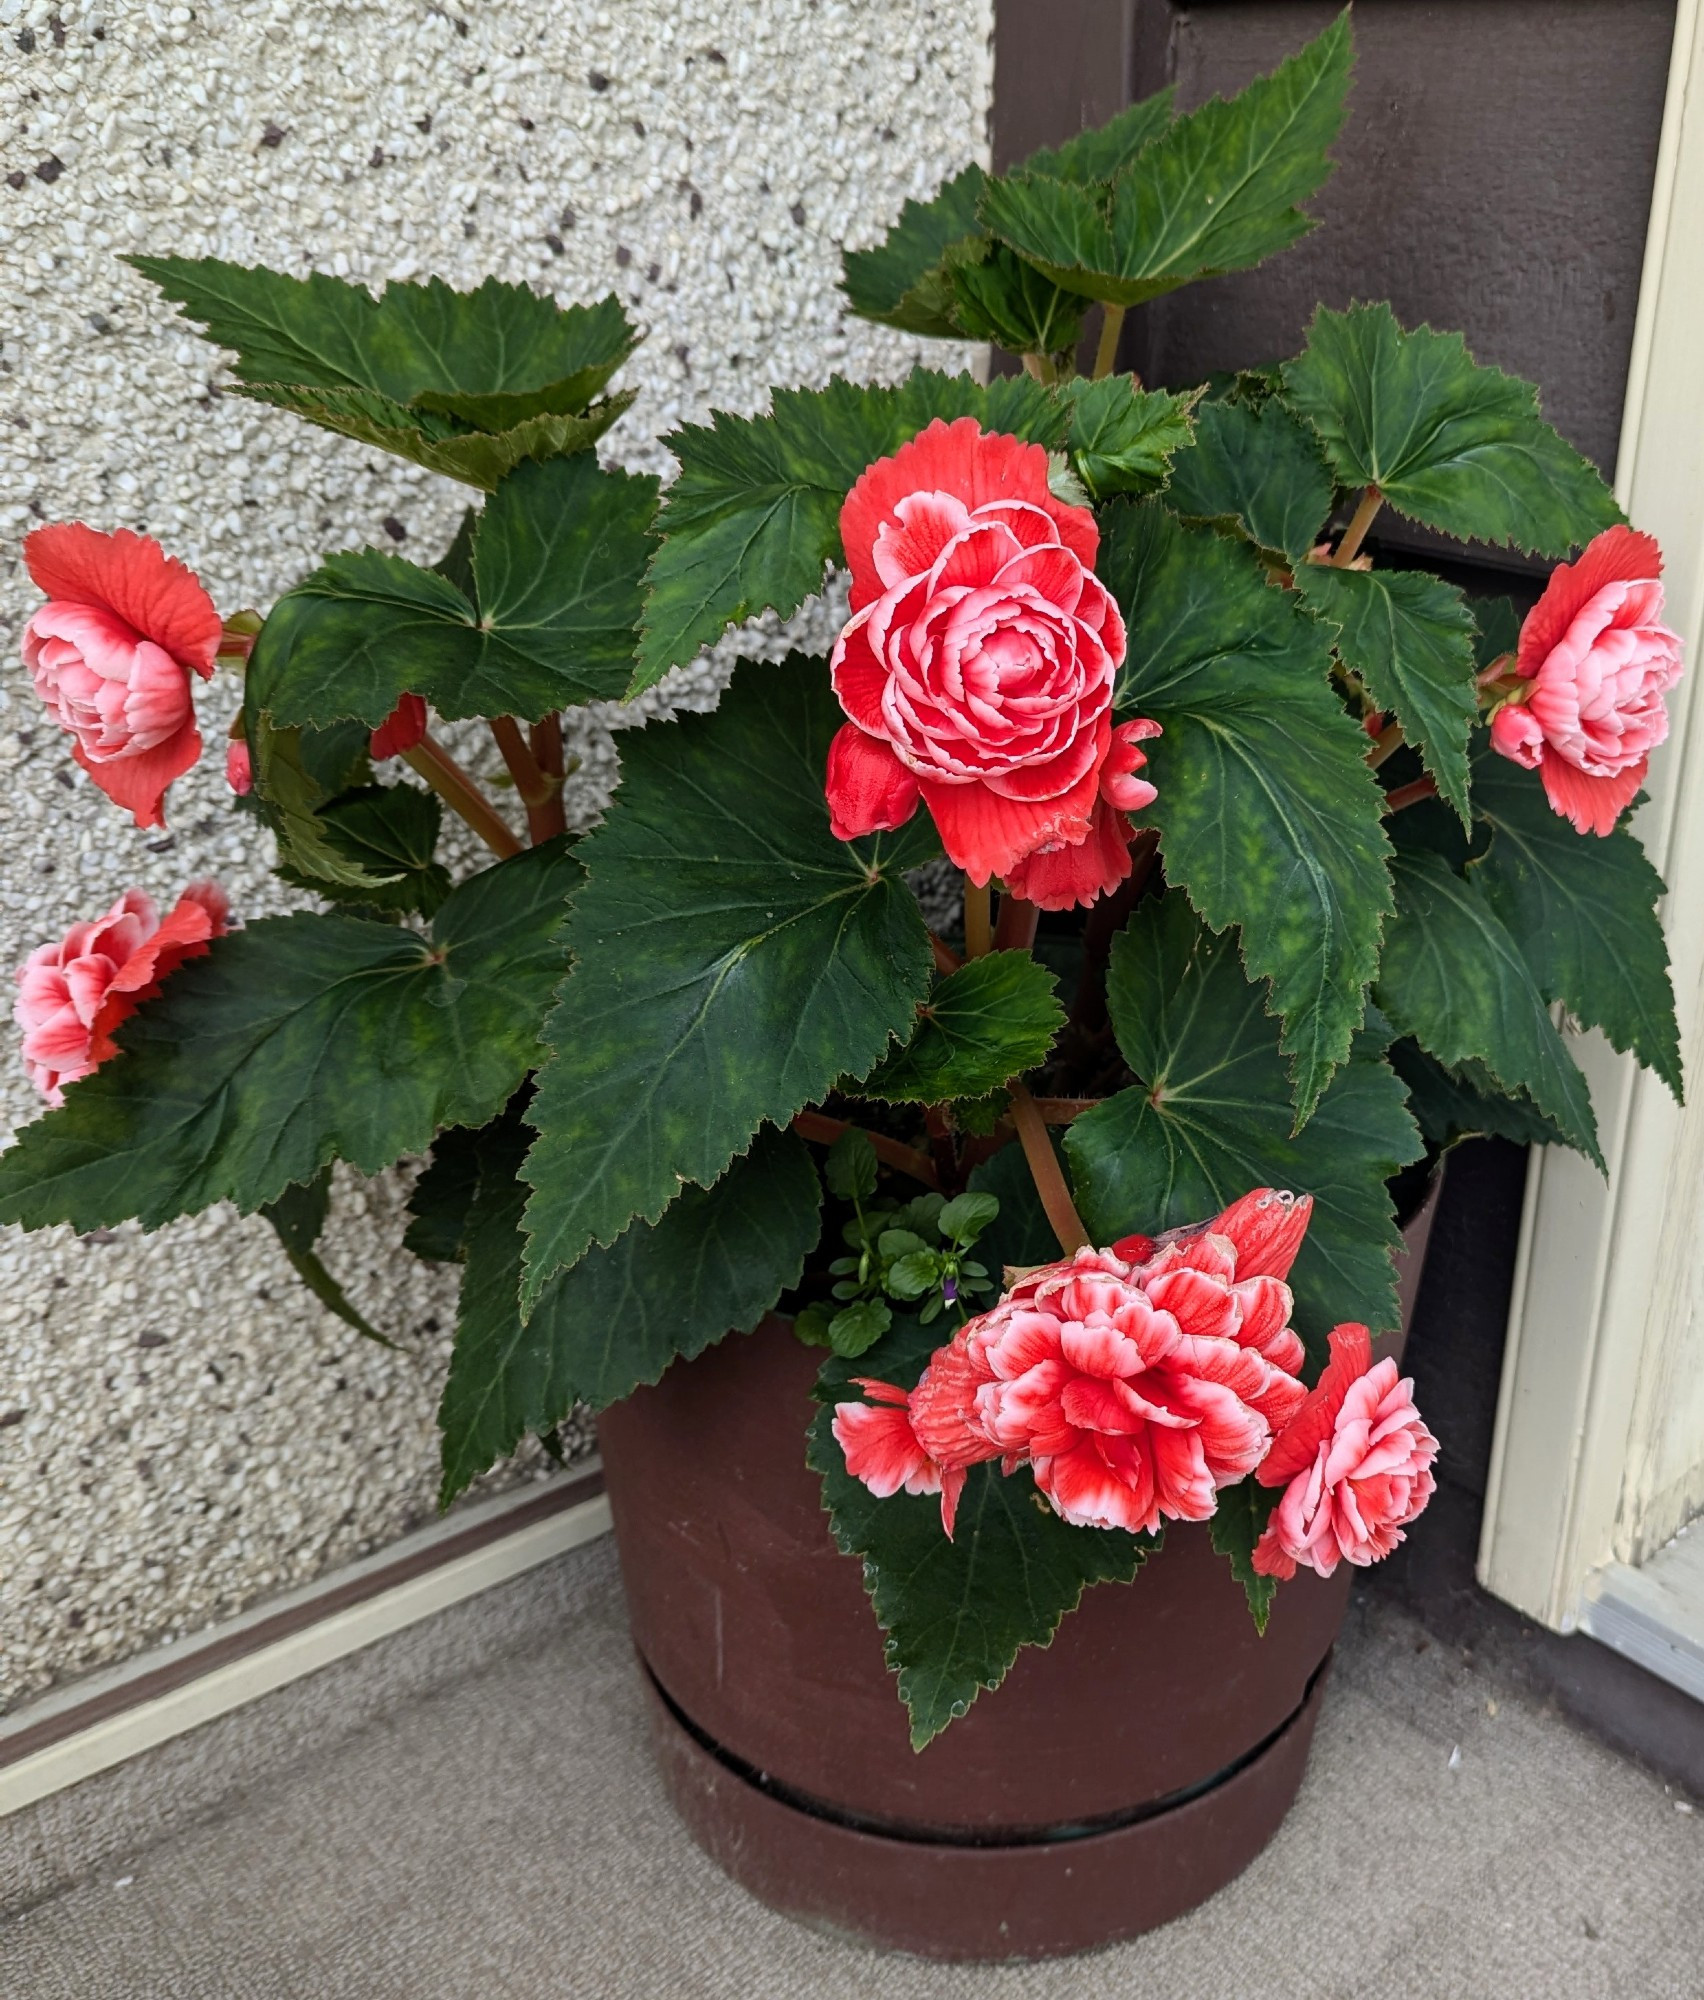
[
  {"left": 0, "top": 1468, "right": 609, "bottom": 1818},
  {"left": 1581, "top": 1526, "right": 1704, "bottom": 1707}
]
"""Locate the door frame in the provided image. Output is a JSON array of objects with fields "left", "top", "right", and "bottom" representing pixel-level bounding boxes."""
[{"left": 1478, "top": 0, "right": 1704, "bottom": 1630}]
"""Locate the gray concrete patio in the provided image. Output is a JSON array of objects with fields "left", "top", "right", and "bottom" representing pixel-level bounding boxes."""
[{"left": 2, "top": 1532, "right": 1700, "bottom": 1999}]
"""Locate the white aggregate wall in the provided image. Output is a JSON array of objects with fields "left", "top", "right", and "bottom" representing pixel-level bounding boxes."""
[{"left": 0, "top": 0, "right": 990, "bottom": 1711}]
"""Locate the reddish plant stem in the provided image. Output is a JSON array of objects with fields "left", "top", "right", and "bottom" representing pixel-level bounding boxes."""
[
  {"left": 791, "top": 1110, "right": 939, "bottom": 1190},
  {"left": 1030, "top": 1097, "right": 1099, "bottom": 1124},
  {"left": 529, "top": 712, "right": 569, "bottom": 841},
  {"left": 1366, "top": 720, "right": 1405, "bottom": 769},
  {"left": 403, "top": 735, "right": 523, "bottom": 859},
  {"left": 992, "top": 891, "right": 1040, "bottom": 954},
  {"left": 489, "top": 716, "right": 564, "bottom": 845},
  {"left": 1008, "top": 1081, "right": 1090, "bottom": 1255},
  {"left": 1383, "top": 774, "right": 1439, "bottom": 815},
  {"left": 930, "top": 931, "right": 963, "bottom": 977},
  {"left": 1333, "top": 486, "right": 1383, "bottom": 567}
]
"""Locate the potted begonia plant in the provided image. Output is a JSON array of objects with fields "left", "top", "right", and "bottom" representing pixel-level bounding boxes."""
[{"left": 1, "top": 11, "right": 1685, "bottom": 1961}]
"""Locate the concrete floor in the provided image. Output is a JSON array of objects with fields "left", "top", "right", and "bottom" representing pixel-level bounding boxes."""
[{"left": 2, "top": 1535, "right": 1700, "bottom": 2000}]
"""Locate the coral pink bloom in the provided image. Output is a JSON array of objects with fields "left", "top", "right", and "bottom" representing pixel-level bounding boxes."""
[
  {"left": 969, "top": 1235, "right": 1307, "bottom": 1536},
  {"left": 21, "top": 524, "right": 222, "bottom": 830},
  {"left": 225, "top": 739, "right": 254, "bottom": 796},
  {"left": 826, "top": 418, "right": 1157, "bottom": 904},
  {"left": 832, "top": 1330, "right": 1003, "bottom": 1538},
  {"left": 370, "top": 692, "right": 428, "bottom": 761},
  {"left": 1114, "top": 1188, "right": 1314, "bottom": 1287},
  {"left": 1489, "top": 525, "right": 1683, "bottom": 836},
  {"left": 1252, "top": 1323, "right": 1439, "bottom": 1581},
  {"left": 1003, "top": 717, "right": 1160, "bottom": 910},
  {"left": 13, "top": 881, "right": 229, "bottom": 1105}
]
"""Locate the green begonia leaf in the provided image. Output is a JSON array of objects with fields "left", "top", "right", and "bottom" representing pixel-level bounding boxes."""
[
  {"left": 439, "top": 1117, "right": 820, "bottom": 1503},
  {"left": 240, "top": 382, "right": 635, "bottom": 491},
  {"left": 809, "top": 1315, "right": 1156, "bottom": 1748},
  {"left": 1022, "top": 86, "right": 1176, "bottom": 184},
  {"left": 259, "top": 1165, "right": 393, "bottom": 1347},
  {"left": 632, "top": 369, "right": 1066, "bottom": 696},
  {"left": 1101, "top": 499, "right": 1393, "bottom": 1125},
  {"left": 1060, "top": 377, "right": 1198, "bottom": 500},
  {"left": 1164, "top": 395, "right": 1335, "bottom": 560},
  {"left": 1283, "top": 303, "right": 1622, "bottom": 556},
  {"left": 404, "top": 1121, "right": 488, "bottom": 1263},
  {"left": 1470, "top": 751, "right": 1682, "bottom": 1100},
  {"left": 521, "top": 657, "right": 936, "bottom": 1304},
  {"left": 0, "top": 841, "right": 582, "bottom": 1233},
  {"left": 284, "top": 784, "right": 450, "bottom": 919},
  {"left": 131, "top": 258, "right": 636, "bottom": 417},
  {"left": 1295, "top": 564, "right": 1480, "bottom": 825},
  {"left": 1389, "top": 1039, "right": 1570, "bottom": 1153},
  {"left": 840, "top": 163, "right": 988, "bottom": 339},
  {"left": 941, "top": 242, "right": 1085, "bottom": 362},
  {"left": 245, "top": 714, "right": 385, "bottom": 893},
  {"left": 1065, "top": 897, "right": 1422, "bottom": 1350},
  {"left": 247, "top": 451, "right": 657, "bottom": 730},
  {"left": 856, "top": 951, "right": 1064, "bottom": 1103},
  {"left": 980, "top": 13, "right": 1351, "bottom": 309},
  {"left": 1209, "top": 1480, "right": 1280, "bottom": 1633},
  {"left": 1376, "top": 851, "right": 1602, "bottom": 1166}
]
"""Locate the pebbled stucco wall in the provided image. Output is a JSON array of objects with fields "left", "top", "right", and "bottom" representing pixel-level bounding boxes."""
[{"left": 0, "top": 0, "right": 990, "bottom": 1712}]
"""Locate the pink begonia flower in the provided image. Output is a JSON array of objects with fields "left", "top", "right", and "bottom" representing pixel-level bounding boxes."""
[
  {"left": 832, "top": 1188, "right": 1310, "bottom": 1539},
  {"left": 225, "top": 739, "right": 254, "bottom": 796},
  {"left": 1489, "top": 525, "right": 1683, "bottom": 837},
  {"left": 370, "top": 692, "right": 428, "bottom": 761},
  {"left": 21, "top": 523, "right": 223, "bottom": 830},
  {"left": 13, "top": 881, "right": 230, "bottom": 1106},
  {"left": 832, "top": 1334, "right": 1003, "bottom": 1538},
  {"left": 825, "top": 418, "right": 1160, "bottom": 908},
  {"left": 1252, "top": 1322, "right": 1439, "bottom": 1581}
]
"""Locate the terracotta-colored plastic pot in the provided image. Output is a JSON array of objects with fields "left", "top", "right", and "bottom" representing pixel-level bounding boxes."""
[{"left": 600, "top": 1182, "right": 1440, "bottom": 1961}]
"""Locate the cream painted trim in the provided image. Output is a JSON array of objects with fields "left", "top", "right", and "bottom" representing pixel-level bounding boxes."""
[
  {"left": 0, "top": 1479, "right": 611, "bottom": 1819},
  {"left": 1479, "top": 0, "right": 1704, "bottom": 1629}
]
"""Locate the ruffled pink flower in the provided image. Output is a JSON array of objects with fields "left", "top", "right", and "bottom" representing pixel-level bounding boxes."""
[
  {"left": 370, "top": 692, "right": 428, "bottom": 761},
  {"left": 832, "top": 1188, "right": 1311, "bottom": 1540},
  {"left": 1252, "top": 1323, "right": 1439, "bottom": 1581},
  {"left": 13, "top": 881, "right": 230, "bottom": 1105},
  {"left": 825, "top": 418, "right": 1158, "bottom": 906},
  {"left": 21, "top": 524, "right": 223, "bottom": 830},
  {"left": 1002, "top": 718, "right": 1160, "bottom": 911},
  {"left": 1489, "top": 525, "right": 1683, "bottom": 836},
  {"left": 831, "top": 1333, "right": 1003, "bottom": 1537}
]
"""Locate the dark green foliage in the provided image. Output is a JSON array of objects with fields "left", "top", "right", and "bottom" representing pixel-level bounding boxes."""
[
  {"left": 439, "top": 1119, "right": 821, "bottom": 1503},
  {"left": 981, "top": 13, "right": 1352, "bottom": 308},
  {"left": 810, "top": 1317, "right": 1156, "bottom": 1747},
  {"left": 1377, "top": 852, "right": 1601, "bottom": 1166},
  {"left": 632, "top": 370, "right": 1067, "bottom": 694},
  {"left": 521, "top": 658, "right": 936, "bottom": 1304},
  {"left": 1065, "top": 897, "right": 1422, "bottom": 1349},
  {"left": 1296, "top": 564, "right": 1480, "bottom": 824},
  {"left": 0, "top": 841, "right": 582, "bottom": 1232},
  {"left": 1210, "top": 1480, "right": 1281, "bottom": 1632},
  {"left": 1163, "top": 394, "right": 1336, "bottom": 560},
  {"left": 248, "top": 452, "right": 658, "bottom": 730},
  {"left": 131, "top": 258, "right": 637, "bottom": 486},
  {"left": 1101, "top": 499, "right": 1393, "bottom": 1124},
  {"left": 1284, "top": 303, "right": 1622, "bottom": 555},
  {"left": 1470, "top": 751, "right": 1682, "bottom": 1100},
  {"left": 259, "top": 1166, "right": 393, "bottom": 1346},
  {"left": 278, "top": 785, "right": 450, "bottom": 919},
  {"left": 856, "top": 952, "right": 1063, "bottom": 1103},
  {"left": 1061, "top": 377, "right": 1199, "bottom": 500}
]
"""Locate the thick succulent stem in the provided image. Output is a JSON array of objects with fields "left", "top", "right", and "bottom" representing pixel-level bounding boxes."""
[{"left": 1008, "top": 1081, "right": 1090, "bottom": 1255}]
